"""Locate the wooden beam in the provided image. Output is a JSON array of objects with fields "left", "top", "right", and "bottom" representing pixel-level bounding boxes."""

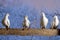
[{"left": 0, "top": 28, "right": 59, "bottom": 36}]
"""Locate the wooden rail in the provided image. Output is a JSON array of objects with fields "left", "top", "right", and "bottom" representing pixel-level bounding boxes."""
[{"left": 0, "top": 28, "right": 60, "bottom": 36}]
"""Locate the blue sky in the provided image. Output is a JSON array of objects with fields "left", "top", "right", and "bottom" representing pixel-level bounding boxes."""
[{"left": 0, "top": 0, "right": 60, "bottom": 10}]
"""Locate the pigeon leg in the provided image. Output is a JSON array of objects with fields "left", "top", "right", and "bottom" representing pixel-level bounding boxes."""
[
  {"left": 41, "top": 26, "right": 45, "bottom": 29},
  {"left": 6, "top": 26, "right": 8, "bottom": 30},
  {"left": 50, "top": 26, "right": 57, "bottom": 29},
  {"left": 27, "top": 27, "right": 30, "bottom": 30},
  {"left": 22, "top": 26, "right": 26, "bottom": 30},
  {"left": 53, "top": 26, "right": 57, "bottom": 29}
]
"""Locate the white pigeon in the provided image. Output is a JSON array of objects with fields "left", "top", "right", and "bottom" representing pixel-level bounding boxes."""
[
  {"left": 51, "top": 15, "right": 59, "bottom": 29},
  {"left": 2, "top": 13, "right": 10, "bottom": 30},
  {"left": 22, "top": 16, "right": 30, "bottom": 30},
  {"left": 40, "top": 12, "right": 48, "bottom": 29}
]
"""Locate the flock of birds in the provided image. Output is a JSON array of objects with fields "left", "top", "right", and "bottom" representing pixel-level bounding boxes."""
[{"left": 2, "top": 12, "right": 59, "bottom": 30}]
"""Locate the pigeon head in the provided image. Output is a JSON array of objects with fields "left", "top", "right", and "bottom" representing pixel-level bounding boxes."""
[
  {"left": 41, "top": 12, "right": 46, "bottom": 17},
  {"left": 24, "top": 16, "right": 28, "bottom": 20},
  {"left": 6, "top": 13, "right": 10, "bottom": 17},
  {"left": 54, "top": 15, "right": 58, "bottom": 20}
]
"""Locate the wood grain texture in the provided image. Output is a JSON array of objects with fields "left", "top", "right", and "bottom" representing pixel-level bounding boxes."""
[{"left": 0, "top": 28, "right": 59, "bottom": 36}]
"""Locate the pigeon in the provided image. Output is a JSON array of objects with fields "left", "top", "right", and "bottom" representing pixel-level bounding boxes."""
[
  {"left": 40, "top": 12, "right": 48, "bottom": 29},
  {"left": 2, "top": 13, "right": 10, "bottom": 30},
  {"left": 22, "top": 16, "right": 30, "bottom": 30},
  {"left": 51, "top": 15, "right": 59, "bottom": 29}
]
